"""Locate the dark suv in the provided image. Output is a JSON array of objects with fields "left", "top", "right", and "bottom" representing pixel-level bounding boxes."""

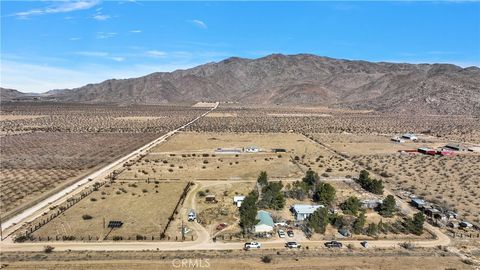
[{"left": 324, "top": 241, "right": 343, "bottom": 248}]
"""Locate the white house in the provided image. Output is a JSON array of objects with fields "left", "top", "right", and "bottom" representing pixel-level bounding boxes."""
[
  {"left": 254, "top": 210, "right": 274, "bottom": 233},
  {"left": 292, "top": 204, "right": 324, "bottom": 221},
  {"left": 233, "top": 196, "right": 246, "bottom": 207},
  {"left": 245, "top": 146, "right": 259, "bottom": 153}
]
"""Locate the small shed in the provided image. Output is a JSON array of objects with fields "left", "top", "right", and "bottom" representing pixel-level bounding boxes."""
[
  {"left": 254, "top": 210, "right": 274, "bottom": 233},
  {"left": 205, "top": 194, "right": 216, "bottom": 203},
  {"left": 361, "top": 199, "right": 383, "bottom": 209},
  {"left": 233, "top": 196, "right": 246, "bottom": 207},
  {"left": 411, "top": 198, "right": 426, "bottom": 208}
]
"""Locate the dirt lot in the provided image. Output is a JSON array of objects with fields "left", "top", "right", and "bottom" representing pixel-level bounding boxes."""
[
  {"left": 117, "top": 132, "right": 336, "bottom": 180},
  {"left": 193, "top": 181, "right": 255, "bottom": 237},
  {"left": 31, "top": 181, "right": 187, "bottom": 241}
]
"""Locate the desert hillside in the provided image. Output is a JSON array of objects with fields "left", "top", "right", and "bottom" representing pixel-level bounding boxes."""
[{"left": 3, "top": 54, "right": 480, "bottom": 115}]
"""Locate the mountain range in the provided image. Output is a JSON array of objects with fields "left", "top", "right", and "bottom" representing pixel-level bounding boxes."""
[{"left": 2, "top": 54, "right": 479, "bottom": 115}]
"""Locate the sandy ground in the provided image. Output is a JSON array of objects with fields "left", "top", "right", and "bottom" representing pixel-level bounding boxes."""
[
  {"left": 206, "top": 112, "right": 238, "bottom": 117},
  {"left": 1, "top": 256, "right": 472, "bottom": 270},
  {"left": 0, "top": 114, "right": 47, "bottom": 121},
  {"left": 114, "top": 116, "right": 165, "bottom": 121}
]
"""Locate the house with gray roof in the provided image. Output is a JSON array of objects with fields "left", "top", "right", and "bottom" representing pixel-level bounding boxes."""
[{"left": 292, "top": 204, "right": 324, "bottom": 221}]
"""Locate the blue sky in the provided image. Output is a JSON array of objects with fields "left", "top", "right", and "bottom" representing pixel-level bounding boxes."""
[{"left": 1, "top": 1, "right": 479, "bottom": 93}]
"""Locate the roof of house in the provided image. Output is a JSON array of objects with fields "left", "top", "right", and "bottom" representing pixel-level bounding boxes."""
[
  {"left": 292, "top": 204, "right": 324, "bottom": 215},
  {"left": 256, "top": 210, "right": 274, "bottom": 227}
]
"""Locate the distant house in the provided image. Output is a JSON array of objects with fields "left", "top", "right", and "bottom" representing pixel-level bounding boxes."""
[
  {"left": 402, "top": 133, "right": 418, "bottom": 141},
  {"left": 254, "top": 210, "right": 274, "bottom": 233},
  {"left": 445, "top": 143, "right": 466, "bottom": 151},
  {"left": 411, "top": 198, "right": 426, "bottom": 208},
  {"left": 361, "top": 199, "right": 383, "bottom": 209},
  {"left": 233, "top": 196, "right": 246, "bottom": 207},
  {"left": 292, "top": 204, "right": 324, "bottom": 221},
  {"left": 245, "top": 146, "right": 259, "bottom": 153}
]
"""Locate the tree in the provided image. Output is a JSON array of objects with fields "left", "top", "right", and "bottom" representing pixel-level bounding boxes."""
[
  {"left": 313, "top": 182, "right": 336, "bottom": 205},
  {"left": 369, "top": 179, "right": 384, "bottom": 195},
  {"left": 356, "top": 170, "right": 384, "bottom": 195},
  {"left": 409, "top": 212, "right": 425, "bottom": 235},
  {"left": 366, "top": 223, "right": 378, "bottom": 236},
  {"left": 379, "top": 195, "right": 396, "bottom": 217},
  {"left": 257, "top": 171, "right": 268, "bottom": 186},
  {"left": 259, "top": 181, "right": 285, "bottom": 210},
  {"left": 352, "top": 210, "right": 366, "bottom": 234},
  {"left": 285, "top": 181, "right": 309, "bottom": 200},
  {"left": 239, "top": 191, "right": 258, "bottom": 233},
  {"left": 340, "top": 196, "right": 362, "bottom": 216},
  {"left": 302, "top": 169, "right": 319, "bottom": 187},
  {"left": 307, "top": 207, "right": 331, "bottom": 234}
]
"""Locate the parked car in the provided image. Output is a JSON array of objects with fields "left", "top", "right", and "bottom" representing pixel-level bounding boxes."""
[
  {"left": 324, "top": 241, "right": 343, "bottom": 248},
  {"left": 361, "top": 241, "right": 368, "bottom": 248},
  {"left": 274, "top": 221, "right": 288, "bottom": 227},
  {"left": 187, "top": 209, "right": 196, "bottom": 221},
  {"left": 278, "top": 229, "right": 286, "bottom": 238},
  {"left": 285, "top": 241, "right": 301, "bottom": 249},
  {"left": 287, "top": 230, "right": 294, "bottom": 237},
  {"left": 244, "top": 242, "right": 261, "bottom": 249}
]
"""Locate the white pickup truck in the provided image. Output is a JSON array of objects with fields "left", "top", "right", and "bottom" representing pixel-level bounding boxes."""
[{"left": 244, "top": 242, "right": 261, "bottom": 249}]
